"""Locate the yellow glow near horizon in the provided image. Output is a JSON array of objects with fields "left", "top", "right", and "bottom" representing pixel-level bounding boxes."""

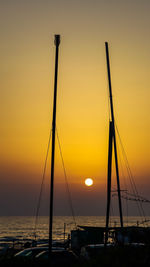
[{"left": 0, "top": 0, "right": 150, "bottom": 189}]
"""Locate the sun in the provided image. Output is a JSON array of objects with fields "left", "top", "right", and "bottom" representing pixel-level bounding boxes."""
[{"left": 85, "top": 178, "right": 93, "bottom": 187}]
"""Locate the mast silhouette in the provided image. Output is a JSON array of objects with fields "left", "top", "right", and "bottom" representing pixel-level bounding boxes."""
[
  {"left": 105, "top": 42, "right": 123, "bottom": 241},
  {"left": 49, "top": 34, "right": 60, "bottom": 256}
]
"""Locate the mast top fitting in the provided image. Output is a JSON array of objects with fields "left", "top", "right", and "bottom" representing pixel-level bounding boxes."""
[{"left": 54, "top": 35, "right": 60, "bottom": 46}]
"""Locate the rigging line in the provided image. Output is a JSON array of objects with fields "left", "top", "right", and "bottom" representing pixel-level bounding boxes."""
[
  {"left": 120, "top": 194, "right": 150, "bottom": 203},
  {"left": 116, "top": 125, "right": 145, "bottom": 220},
  {"left": 125, "top": 192, "right": 150, "bottom": 202},
  {"left": 115, "top": 125, "right": 139, "bottom": 196},
  {"left": 33, "top": 129, "right": 52, "bottom": 239},
  {"left": 114, "top": 121, "right": 143, "bottom": 218},
  {"left": 117, "top": 138, "right": 129, "bottom": 225},
  {"left": 56, "top": 129, "right": 77, "bottom": 228},
  {"left": 110, "top": 201, "right": 114, "bottom": 227},
  {"left": 106, "top": 76, "right": 111, "bottom": 121},
  {"left": 115, "top": 125, "right": 146, "bottom": 220},
  {"left": 115, "top": 126, "right": 136, "bottom": 195}
]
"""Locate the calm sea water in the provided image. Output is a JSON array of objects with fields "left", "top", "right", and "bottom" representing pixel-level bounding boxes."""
[{"left": 0, "top": 216, "right": 150, "bottom": 242}]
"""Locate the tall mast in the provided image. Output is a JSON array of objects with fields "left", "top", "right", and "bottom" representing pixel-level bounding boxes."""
[
  {"left": 105, "top": 121, "right": 113, "bottom": 244},
  {"left": 49, "top": 34, "right": 60, "bottom": 256},
  {"left": 105, "top": 42, "right": 123, "bottom": 228}
]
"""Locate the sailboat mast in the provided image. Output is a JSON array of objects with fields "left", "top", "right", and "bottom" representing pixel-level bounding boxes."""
[
  {"left": 105, "top": 121, "right": 113, "bottom": 244},
  {"left": 49, "top": 35, "right": 60, "bottom": 255},
  {"left": 105, "top": 42, "right": 123, "bottom": 228}
]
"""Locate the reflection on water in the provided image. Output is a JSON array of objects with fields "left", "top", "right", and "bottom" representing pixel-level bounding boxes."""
[{"left": 0, "top": 216, "right": 149, "bottom": 241}]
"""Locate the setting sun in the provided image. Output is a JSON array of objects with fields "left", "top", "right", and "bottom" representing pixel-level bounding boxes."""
[{"left": 85, "top": 178, "right": 93, "bottom": 187}]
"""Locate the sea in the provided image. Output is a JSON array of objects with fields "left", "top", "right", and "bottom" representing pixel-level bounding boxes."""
[{"left": 0, "top": 216, "right": 149, "bottom": 243}]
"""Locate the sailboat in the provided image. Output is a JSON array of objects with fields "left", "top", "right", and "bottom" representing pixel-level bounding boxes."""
[
  {"left": 70, "top": 42, "right": 150, "bottom": 251},
  {"left": 104, "top": 42, "right": 150, "bottom": 246},
  {"left": 70, "top": 41, "right": 123, "bottom": 250},
  {"left": 49, "top": 34, "right": 60, "bottom": 256},
  {"left": 38, "top": 35, "right": 79, "bottom": 266}
]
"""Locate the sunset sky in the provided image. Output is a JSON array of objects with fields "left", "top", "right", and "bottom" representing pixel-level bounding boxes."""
[{"left": 0, "top": 0, "right": 150, "bottom": 216}]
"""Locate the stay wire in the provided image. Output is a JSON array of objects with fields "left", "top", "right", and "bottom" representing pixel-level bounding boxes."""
[
  {"left": 56, "top": 129, "right": 77, "bottom": 228},
  {"left": 115, "top": 125, "right": 146, "bottom": 221},
  {"left": 33, "top": 129, "right": 52, "bottom": 239},
  {"left": 117, "top": 139, "right": 129, "bottom": 225},
  {"left": 106, "top": 82, "right": 111, "bottom": 122},
  {"left": 112, "top": 102, "right": 144, "bottom": 220},
  {"left": 116, "top": 125, "right": 144, "bottom": 219},
  {"left": 124, "top": 192, "right": 150, "bottom": 203},
  {"left": 110, "top": 201, "right": 114, "bottom": 227}
]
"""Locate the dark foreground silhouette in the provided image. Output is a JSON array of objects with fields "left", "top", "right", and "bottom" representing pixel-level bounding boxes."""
[{"left": 1, "top": 246, "right": 150, "bottom": 267}]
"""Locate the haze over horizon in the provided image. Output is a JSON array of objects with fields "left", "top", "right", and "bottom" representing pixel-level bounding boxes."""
[{"left": 0, "top": 0, "right": 150, "bottom": 216}]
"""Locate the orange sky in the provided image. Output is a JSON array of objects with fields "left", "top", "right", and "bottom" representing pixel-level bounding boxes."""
[{"left": 0, "top": 0, "right": 150, "bottom": 215}]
